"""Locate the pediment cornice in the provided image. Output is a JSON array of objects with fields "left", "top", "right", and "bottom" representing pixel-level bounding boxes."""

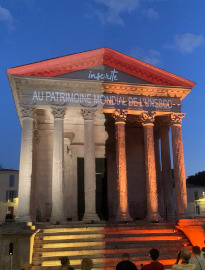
[{"left": 7, "top": 48, "right": 196, "bottom": 88}]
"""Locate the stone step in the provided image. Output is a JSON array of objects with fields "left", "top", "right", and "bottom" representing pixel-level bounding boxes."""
[
  {"left": 106, "top": 239, "right": 189, "bottom": 246},
  {"left": 35, "top": 233, "right": 104, "bottom": 241},
  {"left": 39, "top": 225, "right": 176, "bottom": 232},
  {"left": 38, "top": 231, "right": 181, "bottom": 237},
  {"left": 34, "top": 234, "right": 185, "bottom": 244},
  {"left": 35, "top": 232, "right": 183, "bottom": 242},
  {"left": 34, "top": 241, "right": 105, "bottom": 249},
  {"left": 42, "top": 227, "right": 104, "bottom": 233},
  {"left": 33, "top": 245, "right": 192, "bottom": 253},
  {"left": 34, "top": 238, "right": 189, "bottom": 250},
  {"left": 40, "top": 227, "right": 178, "bottom": 234},
  {"left": 105, "top": 235, "right": 183, "bottom": 241},
  {"left": 33, "top": 250, "right": 180, "bottom": 260},
  {"left": 34, "top": 257, "right": 105, "bottom": 267}
]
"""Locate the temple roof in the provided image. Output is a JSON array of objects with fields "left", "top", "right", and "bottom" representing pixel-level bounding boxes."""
[{"left": 7, "top": 48, "right": 196, "bottom": 88}]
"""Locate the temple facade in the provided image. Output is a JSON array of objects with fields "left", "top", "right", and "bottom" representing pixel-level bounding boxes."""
[{"left": 7, "top": 48, "right": 196, "bottom": 223}]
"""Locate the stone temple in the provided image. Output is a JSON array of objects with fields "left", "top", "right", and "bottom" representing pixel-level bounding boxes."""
[
  {"left": 3, "top": 48, "right": 205, "bottom": 270},
  {"left": 7, "top": 48, "right": 197, "bottom": 223}
]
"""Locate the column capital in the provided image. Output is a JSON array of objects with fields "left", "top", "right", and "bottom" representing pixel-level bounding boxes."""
[
  {"left": 170, "top": 113, "right": 185, "bottom": 125},
  {"left": 113, "top": 109, "right": 127, "bottom": 123},
  {"left": 81, "top": 108, "right": 97, "bottom": 120},
  {"left": 52, "top": 106, "right": 66, "bottom": 119},
  {"left": 20, "top": 106, "right": 35, "bottom": 119},
  {"left": 140, "top": 112, "right": 156, "bottom": 125}
]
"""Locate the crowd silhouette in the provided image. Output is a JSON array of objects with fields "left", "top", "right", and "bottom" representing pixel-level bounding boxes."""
[{"left": 21, "top": 246, "right": 205, "bottom": 270}]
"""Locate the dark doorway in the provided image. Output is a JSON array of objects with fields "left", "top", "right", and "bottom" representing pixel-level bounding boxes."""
[{"left": 77, "top": 158, "right": 108, "bottom": 220}]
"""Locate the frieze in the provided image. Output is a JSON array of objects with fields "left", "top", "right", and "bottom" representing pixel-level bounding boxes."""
[{"left": 21, "top": 89, "right": 182, "bottom": 113}]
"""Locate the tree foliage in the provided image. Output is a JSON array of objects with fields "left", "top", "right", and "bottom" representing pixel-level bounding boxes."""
[{"left": 186, "top": 171, "right": 205, "bottom": 186}]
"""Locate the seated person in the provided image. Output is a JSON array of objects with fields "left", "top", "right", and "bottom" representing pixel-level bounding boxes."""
[
  {"left": 116, "top": 253, "right": 138, "bottom": 270},
  {"left": 141, "top": 249, "right": 164, "bottom": 270},
  {"left": 59, "top": 256, "right": 74, "bottom": 270},
  {"left": 189, "top": 246, "right": 205, "bottom": 270},
  {"left": 172, "top": 249, "right": 196, "bottom": 270},
  {"left": 81, "top": 258, "right": 93, "bottom": 270}
]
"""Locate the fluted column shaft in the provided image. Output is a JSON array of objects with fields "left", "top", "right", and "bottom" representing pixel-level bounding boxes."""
[
  {"left": 114, "top": 110, "right": 131, "bottom": 221},
  {"left": 141, "top": 112, "right": 161, "bottom": 221},
  {"left": 50, "top": 107, "right": 66, "bottom": 222},
  {"left": 82, "top": 109, "right": 99, "bottom": 221},
  {"left": 171, "top": 113, "right": 187, "bottom": 218},
  {"left": 154, "top": 131, "right": 164, "bottom": 217},
  {"left": 17, "top": 106, "right": 35, "bottom": 222},
  {"left": 160, "top": 124, "right": 175, "bottom": 219}
]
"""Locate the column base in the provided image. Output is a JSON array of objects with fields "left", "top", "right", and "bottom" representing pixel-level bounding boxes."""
[
  {"left": 176, "top": 213, "right": 187, "bottom": 220},
  {"left": 83, "top": 212, "right": 100, "bottom": 222},
  {"left": 50, "top": 216, "right": 66, "bottom": 224},
  {"left": 115, "top": 212, "right": 132, "bottom": 222},
  {"left": 146, "top": 212, "right": 163, "bottom": 222}
]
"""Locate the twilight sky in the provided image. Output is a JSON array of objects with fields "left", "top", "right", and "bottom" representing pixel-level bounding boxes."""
[{"left": 0, "top": 0, "right": 205, "bottom": 177}]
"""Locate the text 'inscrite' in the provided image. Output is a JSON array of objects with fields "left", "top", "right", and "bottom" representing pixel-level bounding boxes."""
[{"left": 31, "top": 91, "right": 173, "bottom": 109}]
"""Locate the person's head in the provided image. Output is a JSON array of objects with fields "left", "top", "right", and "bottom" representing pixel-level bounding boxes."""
[
  {"left": 202, "top": 247, "right": 205, "bottom": 258},
  {"left": 149, "top": 249, "right": 159, "bottom": 261},
  {"left": 192, "top": 246, "right": 201, "bottom": 256},
  {"left": 59, "top": 257, "right": 70, "bottom": 267},
  {"left": 81, "top": 258, "right": 93, "bottom": 270},
  {"left": 180, "top": 249, "right": 191, "bottom": 263},
  {"left": 121, "top": 253, "right": 130, "bottom": 261},
  {"left": 22, "top": 262, "right": 32, "bottom": 270}
]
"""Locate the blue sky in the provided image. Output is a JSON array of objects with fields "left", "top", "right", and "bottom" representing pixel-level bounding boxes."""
[{"left": 0, "top": 0, "right": 205, "bottom": 177}]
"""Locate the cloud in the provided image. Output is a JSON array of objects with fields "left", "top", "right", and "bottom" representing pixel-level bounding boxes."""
[
  {"left": 129, "top": 47, "right": 161, "bottom": 66},
  {"left": 165, "top": 33, "right": 204, "bottom": 54},
  {"left": 174, "top": 33, "right": 204, "bottom": 53},
  {"left": 94, "top": 0, "right": 140, "bottom": 25},
  {"left": 0, "top": 5, "right": 13, "bottom": 23},
  {"left": 143, "top": 8, "right": 159, "bottom": 19}
]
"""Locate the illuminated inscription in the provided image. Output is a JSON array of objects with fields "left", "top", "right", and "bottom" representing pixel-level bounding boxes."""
[
  {"left": 88, "top": 69, "right": 118, "bottom": 81},
  {"left": 31, "top": 91, "right": 173, "bottom": 109}
]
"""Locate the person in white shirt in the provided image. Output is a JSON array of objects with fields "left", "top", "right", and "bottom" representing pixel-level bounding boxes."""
[
  {"left": 189, "top": 246, "right": 205, "bottom": 270},
  {"left": 172, "top": 249, "right": 196, "bottom": 270}
]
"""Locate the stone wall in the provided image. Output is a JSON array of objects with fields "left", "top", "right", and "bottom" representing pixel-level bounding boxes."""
[{"left": 0, "top": 224, "right": 37, "bottom": 270}]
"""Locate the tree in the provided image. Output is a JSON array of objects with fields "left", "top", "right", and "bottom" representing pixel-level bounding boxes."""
[{"left": 186, "top": 171, "right": 205, "bottom": 186}]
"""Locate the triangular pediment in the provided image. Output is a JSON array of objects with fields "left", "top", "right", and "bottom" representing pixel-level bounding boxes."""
[
  {"left": 7, "top": 48, "right": 196, "bottom": 87},
  {"left": 56, "top": 65, "right": 152, "bottom": 84}
]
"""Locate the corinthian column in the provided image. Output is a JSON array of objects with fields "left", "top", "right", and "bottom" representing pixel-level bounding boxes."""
[
  {"left": 141, "top": 112, "right": 161, "bottom": 221},
  {"left": 160, "top": 123, "right": 175, "bottom": 220},
  {"left": 170, "top": 113, "right": 187, "bottom": 219},
  {"left": 50, "top": 107, "right": 66, "bottom": 223},
  {"left": 82, "top": 109, "right": 99, "bottom": 221},
  {"left": 16, "top": 106, "right": 35, "bottom": 222},
  {"left": 154, "top": 130, "right": 164, "bottom": 217},
  {"left": 114, "top": 110, "right": 131, "bottom": 221}
]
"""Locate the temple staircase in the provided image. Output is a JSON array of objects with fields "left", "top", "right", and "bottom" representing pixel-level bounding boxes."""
[{"left": 32, "top": 222, "right": 191, "bottom": 270}]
